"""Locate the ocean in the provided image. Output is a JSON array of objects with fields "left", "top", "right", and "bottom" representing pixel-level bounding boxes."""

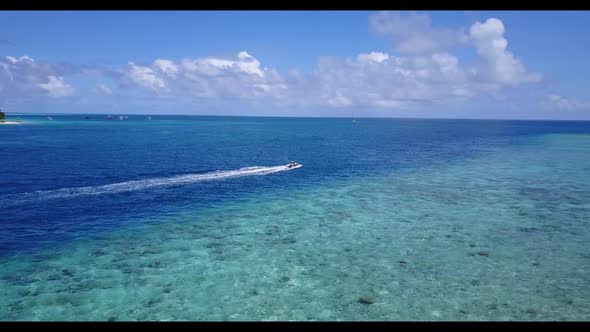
[{"left": 1, "top": 114, "right": 589, "bottom": 320}]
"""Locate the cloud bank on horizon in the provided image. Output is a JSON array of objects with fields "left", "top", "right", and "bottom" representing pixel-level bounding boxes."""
[{"left": 0, "top": 11, "right": 585, "bottom": 117}]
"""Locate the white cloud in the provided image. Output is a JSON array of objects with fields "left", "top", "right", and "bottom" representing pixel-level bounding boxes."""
[
  {"left": 0, "top": 16, "right": 545, "bottom": 113},
  {"left": 238, "top": 51, "right": 253, "bottom": 60},
  {"left": 114, "top": 25, "right": 540, "bottom": 111},
  {"left": 368, "top": 13, "right": 540, "bottom": 88},
  {"left": 153, "top": 59, "right": 178, "bottom": 78},
  {"left": 121, "top": 51, "right": 284, "bottom": 100},
  {"left": 357, "top": 52, "right": 390, "bottom": 63},
  {"left": 38, "top": 76, "right": 75, "bottom": 97},
  {"left": 469, "top": 18, "right": 541, "bottom": 86},
  {"left": 352, "top": 14, "right": 542, "bottom": 110},
  {"left": 544, "top": 94, "right": 590, "bottom": 111},
  {"left": 291, "top": 52, "right": 474, "bottom": 109},
  {"left": 0, "top": 55, "right": 76, "bottom": 99},
  {"left": 369, "top": 11, "right": 468, "bottom": 55},
  {"left": 126, "top": 62, "right": 168, "bottom": 92},
  {"left": 5, "top": 55, "right": 35, "bottom": 64},
  {"left": 180, "top": 51, "right": 264, "bottom": 77},
  {"left": 282, "top": 15, "right": 542, "bottom": 110}
]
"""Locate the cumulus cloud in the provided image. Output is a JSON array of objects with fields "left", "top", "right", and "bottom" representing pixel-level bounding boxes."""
[
  {"left": 119, "top": 51, "right": 286, "bottom": 100},
  {"left": 367, "top": 13, "right": 540, "bottom": 86},
  {"left": 179, "top": 51, "right": 264, "bottom": 78},
  {"left": 369, "top": 11, "right": 468, "bottom": 55},
  {"left": 38, "top": 76, "right": 74, "bottom": 97},
  {"left": 86, "top": 22, "right": 541, "bottom": 111},
  {"left": 288, "top": 51, "right": 474, "bottom": 109},
  {"left": 0, "top": 15, "right": 545, "bottom": 112},
  {"left": 0, "top": 55, "right": 76, "bottom": 99},
  {"left": 125, "top": 62, "right": 168, "bottom": 93},
  {"left": 469, "top": 18, "right": 541, "bottom": 86},
  {"left": 357, "top": 52, "right": 390, "bottom": 63},
  {"left": 283, "top": 15, "right": 542, "bottom": 110},
  {"left": 153, "top": 59, "right": 179, "bottom": 78}
]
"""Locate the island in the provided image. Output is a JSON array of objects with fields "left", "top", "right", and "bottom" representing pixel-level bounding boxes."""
[{"left": 0, "top": 110, "right": 23, "bottom": 124}]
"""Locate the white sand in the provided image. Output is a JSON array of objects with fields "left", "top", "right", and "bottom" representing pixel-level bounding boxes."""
[{"left": 0, "top": 121, "right": 23, "bottom": 125}]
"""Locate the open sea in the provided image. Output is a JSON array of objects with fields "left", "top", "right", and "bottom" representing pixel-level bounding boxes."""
[{"left": 1, "top": 114, "right": 589, "bottom": 320}]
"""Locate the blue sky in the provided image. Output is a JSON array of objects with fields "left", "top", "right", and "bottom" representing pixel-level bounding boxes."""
[{"left": 1, "top": 11, "right": 589, "bottom": 119}]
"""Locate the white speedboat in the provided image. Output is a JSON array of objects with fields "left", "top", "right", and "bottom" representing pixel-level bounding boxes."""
[{"left": 286, "top": 161, "right": 302, "bottom": 169}]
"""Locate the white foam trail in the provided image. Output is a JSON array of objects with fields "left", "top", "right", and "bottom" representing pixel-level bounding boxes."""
[{"left": 0, "top": 164, "right": 302, "bottom": 207}]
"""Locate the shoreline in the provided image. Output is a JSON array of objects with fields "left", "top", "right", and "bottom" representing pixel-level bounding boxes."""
[{"left": 0, "top": 121, "right": 24, "bottom": 125}]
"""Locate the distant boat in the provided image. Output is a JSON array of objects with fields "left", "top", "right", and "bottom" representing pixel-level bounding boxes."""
[
  {"left": 107, "top": 115, "right": 113, "bottom": 120},
  {"left": 47, "top": 116, "right": 54, "bottom": 121}
]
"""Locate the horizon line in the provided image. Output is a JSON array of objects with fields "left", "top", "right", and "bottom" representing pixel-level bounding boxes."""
[{"left": 4, "top": 111, "right": 590, "bottom": 122}]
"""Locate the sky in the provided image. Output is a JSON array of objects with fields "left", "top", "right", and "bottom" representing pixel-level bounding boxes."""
[{"left": 0, "top": 10, "right": 589, "bottom": 119}]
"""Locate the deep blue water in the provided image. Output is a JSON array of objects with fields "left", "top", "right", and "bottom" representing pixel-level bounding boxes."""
[{"left": 1, "top": 115, "right": 589, "bottom": 255}]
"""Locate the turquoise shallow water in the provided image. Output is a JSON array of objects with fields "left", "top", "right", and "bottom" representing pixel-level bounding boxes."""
[
  {"left": 0, "top": 116, "right": 590, "bottom": 321},
  {"left": 1, "top": 120, "right": 589, "bottom": 320}
]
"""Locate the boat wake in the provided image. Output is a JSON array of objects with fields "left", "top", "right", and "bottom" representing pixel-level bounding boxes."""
[{"left": 0, "top": 164, "right": 302, "bottom": 207}]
